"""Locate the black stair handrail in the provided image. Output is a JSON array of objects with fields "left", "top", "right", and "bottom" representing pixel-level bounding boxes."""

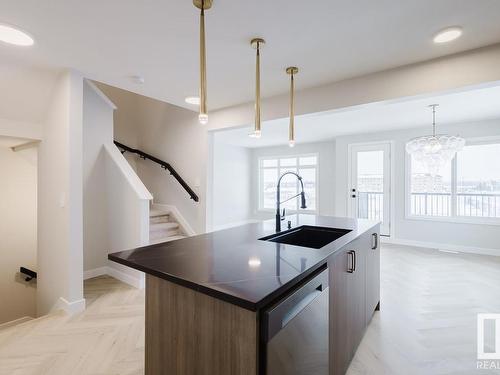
[
  {"left": 114, "top": 141, "right": 199, "bottom": 202},
  {"left": 20, "top": 267, "right": 37, "bottom": 282}
]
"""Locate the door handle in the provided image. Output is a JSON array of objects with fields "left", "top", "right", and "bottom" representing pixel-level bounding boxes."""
[
  {"left": 347, "top": 250, "right": 356, "bottom": 273},
  {"left": 371, "top": 233, "right": 378, "bottom": 250}
]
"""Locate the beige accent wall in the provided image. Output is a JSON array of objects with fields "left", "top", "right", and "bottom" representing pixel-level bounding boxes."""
[{"left": 0, "top": 146, "right": 37, "bottom": 323}]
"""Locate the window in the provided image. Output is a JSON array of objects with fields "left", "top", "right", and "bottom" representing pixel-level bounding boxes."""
[
  {"left": 407, "top": 139, "right": 500, "bottom": 221},
  {"left": 456, "top": 143, "right": 500, "bottom": 218},
  {"left": 409, "top": 157, "right": 452, "bottom": 217},
  {"left": 259, "top": 155, "right": 318, "bottom": 211}
]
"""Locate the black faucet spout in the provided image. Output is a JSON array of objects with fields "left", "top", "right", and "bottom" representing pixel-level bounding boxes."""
[{"left": 275, "top": 172, "right": 307, "bottom": 232}]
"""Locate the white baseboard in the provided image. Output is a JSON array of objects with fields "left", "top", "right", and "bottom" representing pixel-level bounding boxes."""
[
  {"left": 381, "top": 237, "right": 500, "bottom": 257},
  {"left": 0, "top": 316, "right": 34, "bottom": 330},
  {"left": 84, "top": 265, "right": 145, "bottom": 289},
  {"left": 83, "top": 267, "right": 107, "bottom": 280},
  {"left": 107, "top": 264, "right": 145, "bottom": 289},
  {"left": 54, "top": 297, "right": 86, "bottom": 315},
  {"left": 152, "top": 203, "right": 196, "bottom": 236}
]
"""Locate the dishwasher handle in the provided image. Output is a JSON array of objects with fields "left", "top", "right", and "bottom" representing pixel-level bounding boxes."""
[{"left": 265, "top": 268, "right": 329, "bottom": 342}]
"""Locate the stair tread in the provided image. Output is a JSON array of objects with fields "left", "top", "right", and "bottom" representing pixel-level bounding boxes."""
[
  {"left": 150, "top": 222, "right": 179, "bottom": 231},
  {"left": 150, "top": 209, "right": 169, "bottom": 218}
]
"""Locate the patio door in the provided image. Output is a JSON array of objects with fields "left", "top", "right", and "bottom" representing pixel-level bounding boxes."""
[{"left": 349, "top": 143, "right": 391, "bottom": 236}]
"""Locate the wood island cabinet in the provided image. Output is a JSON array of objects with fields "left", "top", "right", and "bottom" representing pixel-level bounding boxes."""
[{"left": 141, "top": 224, "right": 380, "bottom": 375}]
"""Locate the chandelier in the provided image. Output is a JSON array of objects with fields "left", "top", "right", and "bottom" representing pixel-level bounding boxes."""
[{"left": 406, "top": 104, "right": 465, "bottom": 174}]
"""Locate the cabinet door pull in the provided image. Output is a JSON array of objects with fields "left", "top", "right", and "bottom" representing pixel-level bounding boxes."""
[
  {"left": 347, "top": 250, "right": 355, "bottom": 273},
  {"left": 353, "top": 250, "right": 356, "bottom": 272},
  {"left": 372, "top": 233, "right": 378, "bottom": 250}
]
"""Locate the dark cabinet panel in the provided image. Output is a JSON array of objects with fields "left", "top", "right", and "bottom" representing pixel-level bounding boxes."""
[
  {"left": 365, "top": 232, "right": 380, "bottom": 323},
  {"left": 329, "top": 247, "right": 354, "bottom": 375},
  {"left": 329, "top": 239, "right": 366, "bottom": 375},
  {"left": 329, "top": 225, "right": 380, "bottom": 375}
]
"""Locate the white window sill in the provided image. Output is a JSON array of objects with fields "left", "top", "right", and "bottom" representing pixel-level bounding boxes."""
[{"left": 405, "top": 215, "right": 500, "bottom": 227}]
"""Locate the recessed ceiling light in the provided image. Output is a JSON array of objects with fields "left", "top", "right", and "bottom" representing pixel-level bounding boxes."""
[
  {"left": 185, "top": 96, "right": 200, "bottom": 105},
  {"left": 433, "top": 27, "right": 463, "bottom": 44},
  {"left": 0, "top": 23, "right": 34, "bottom": 46}
]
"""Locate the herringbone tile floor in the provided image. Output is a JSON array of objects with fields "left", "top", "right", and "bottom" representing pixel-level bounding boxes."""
[
  {"left": 348, "top": 244, "right": 500, "bottom": 375},
  {"left": 1, "top": 244, "right": 499, "bottom": 374},
  {"left": 0, "top": 276, "right": 145, "bottom": 375}
]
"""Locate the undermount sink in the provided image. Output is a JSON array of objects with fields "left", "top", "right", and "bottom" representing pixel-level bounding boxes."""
[{"left": 259, "top": 225, "right": 352, "bottom": 249}]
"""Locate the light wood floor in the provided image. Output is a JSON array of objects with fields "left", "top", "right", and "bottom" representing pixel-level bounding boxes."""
[
  {"left": 1, "top": 244, "right": 499, "bottom": 375},
  {"left": 348, "top": 244, "right": 500, "bottom": 375}
]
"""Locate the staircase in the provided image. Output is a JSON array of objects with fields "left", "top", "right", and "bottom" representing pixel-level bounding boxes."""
[{"left": 149, "top": 207, "right": 187, "bottom": 245}]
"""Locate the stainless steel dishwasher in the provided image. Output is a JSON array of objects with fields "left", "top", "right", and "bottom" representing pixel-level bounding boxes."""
[{"left": 264, "top": 268, "right": 329, "bottom": 375}]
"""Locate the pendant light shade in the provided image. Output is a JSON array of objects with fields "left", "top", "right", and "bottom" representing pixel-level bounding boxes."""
[
  {"left": 250, "top": 38, "right": 265, "bottom": 138},
  {"left": 286, "top": 67, "right": 298, "bottom": 147},
  {"left": 193, "top": 0, "right": 212, "bottom": 124},
  {"left": 406, "top": 104, "right": 465, "bottom": 175}
]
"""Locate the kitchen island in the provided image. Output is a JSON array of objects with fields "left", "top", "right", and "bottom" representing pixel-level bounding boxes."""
[{"left": 109, "top": 215, "right": 380, "bottom": 375}]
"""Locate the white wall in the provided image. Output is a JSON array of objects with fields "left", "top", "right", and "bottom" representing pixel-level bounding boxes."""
[
  {"left": 104, "top": 144, "right": 151, "bottom": 287},
  {"left": 83, "top": 80, "right": 151, "bottom": 288},
  {"left": 209, "top": 44, "right": 500, "bottom": 131},
  {"left": 96, "top": 83, "right": 206, "bottom": 233},
  {"left": 37, "top": 70, "right": 85, "bottom": 315},
  {"left": 211, "top": 138, "right": 252, "bottom": 230},
  {"left": 249, "top": 141, "right": 336, "bottom": 221},
  {"left": 334, "top": 119, "right": 500, "bottom": 253},
  {"left": 97, "top": 44, "right": 500, "bottom": 235},
  {"left": 0, "top": 146, "right": 37, "bottom": 323},
  {"left": 82, "top": 81, "right": 114, "bottom": 271}
]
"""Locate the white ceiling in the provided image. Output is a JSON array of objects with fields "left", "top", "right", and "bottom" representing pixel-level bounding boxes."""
[
  {"left": 214, "top": 84, "right": 500, "bottom": 148},
  {"left": 1, "top": 0, "right": 500, "bottom": 111}
]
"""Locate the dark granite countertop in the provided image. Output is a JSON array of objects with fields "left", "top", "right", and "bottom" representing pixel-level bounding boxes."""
[{"left": 108, "top": 215, "right": 379, "bottom": 311}]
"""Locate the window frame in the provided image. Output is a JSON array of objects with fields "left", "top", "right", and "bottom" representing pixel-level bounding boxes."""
[
  {"left": 257, "top": 153, "right": 319, "bottom": 214},
  {"left": 405, "top": 136, "right": 500, "bottom": 226}
]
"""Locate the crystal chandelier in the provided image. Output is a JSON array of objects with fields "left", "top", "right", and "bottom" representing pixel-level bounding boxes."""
[{"left": 406, "top": 104, "right": 465, "bottom": 175}]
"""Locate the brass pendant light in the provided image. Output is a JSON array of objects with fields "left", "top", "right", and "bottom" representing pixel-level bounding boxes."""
[
  {"left": 193, "top": 0, "right": 212, "bottom": 125},
  {"left": 286, "top": 67, "right": 298, "bottom": 147},
  {"left": 249, "top": 38, "right": 265, "bottom": 138}
]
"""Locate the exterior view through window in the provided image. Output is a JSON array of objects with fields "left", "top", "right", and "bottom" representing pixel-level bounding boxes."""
[
  {"left": 259, "top": 155, "right": 317, "bottom": 212},
  {"left": 409, "top": 140, "right": 500, "bottom": 219}
]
